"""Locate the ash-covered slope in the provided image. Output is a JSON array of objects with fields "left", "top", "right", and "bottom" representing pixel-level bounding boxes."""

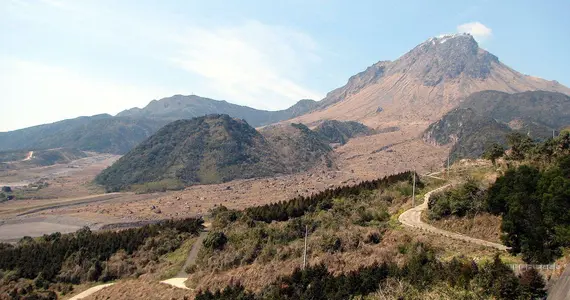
[{"left": 295, "top": 33, "right": 570, "bottom": 127}]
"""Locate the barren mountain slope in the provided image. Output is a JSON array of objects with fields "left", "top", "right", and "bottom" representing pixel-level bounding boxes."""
[{"left": 290, "top": 33, "right": 570, "bottom": 129}]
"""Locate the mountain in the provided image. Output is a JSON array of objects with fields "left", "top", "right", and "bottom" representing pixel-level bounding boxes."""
[
  {"left": 422, "top": 90, "right": 570, "bottom": 161},
  {"left": 0, "top": 115, "right": 167, "bottom": 154},
  {"left": 291, "top": 33, "right": 570, "bottom": 127},
  {"left": 314, "top": 120, "right": 374, "bottom": 145},
  {"left": 117, "top": 95, "right": 318, "bottom": 127},
  {"left": 95, "top": 115, "right": 332, "bottom": 191},
  {"left": 0, "top": 97, "right": 317, "bottom": 155}
]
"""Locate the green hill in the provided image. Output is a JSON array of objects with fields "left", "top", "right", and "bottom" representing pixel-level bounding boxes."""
[
  {"left": 95, "top": 115, "right": 333, "bottom": 191},
  {"left": 314, "top": 120, "right": 374, "bottom": 145},
  {"left": 423, "top": 90, "right": 570, "bottom": 161}
]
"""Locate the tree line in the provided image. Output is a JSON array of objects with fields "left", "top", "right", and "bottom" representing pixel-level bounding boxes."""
[
  {"left": 196, "top": 243, "right": 545, "bottom": 300},
  {"left": 0, "top": 218, "right": 203, "bottom": 282},
  {"left": 245, "top": 171, "right": 418, "bottom": 223}
]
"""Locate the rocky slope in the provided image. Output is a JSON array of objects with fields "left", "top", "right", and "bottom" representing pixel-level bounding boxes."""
[
  {"left": 314, "top": 120, "right": 374, "bottom": 145},
  {"left": 291, "top": 33, "right": 570, "bottom": 128},
  {"left": 423, "top": 90, "right": 570, "bottom": 160},
  {"left": 95, "top": 115, "right": 332, "bottom": 191}
]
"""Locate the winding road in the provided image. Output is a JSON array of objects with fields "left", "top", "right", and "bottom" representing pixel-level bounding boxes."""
[
  {"left": 160, "top": 230, "right": 208, "bottom": 290},
  {"left": 398, "top": 184, "right": 509, "bottom": 251}
]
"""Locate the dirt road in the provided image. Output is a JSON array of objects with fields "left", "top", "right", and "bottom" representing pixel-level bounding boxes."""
[
  {"left": 160, "top": 228, "right": 209, "bottom": 290},
  {"left": 68, "top": 283, "right": 115, "bottom": 300},
  {"left": 398, "top": 184, "right": 508, "bottom": 251}
]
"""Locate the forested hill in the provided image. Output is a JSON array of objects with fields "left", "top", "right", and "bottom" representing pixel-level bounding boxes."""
[
  {"left": 95, "top": 115, "right": 334, "bottom": 191},
  {"left": 0, "top": 115, "right": 168, "bottom": 154},
  {"left": 423, "top": 90, "right": 570, "bottom": 161}
]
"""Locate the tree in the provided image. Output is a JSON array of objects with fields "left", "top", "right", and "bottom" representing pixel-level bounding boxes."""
[
  {"left": 483, "top": 143, "right": 505, "bottom": 165},
  {"left": 203, "top": 232, "right": 228, "bottom": 250},
  {"left": 1, "top": 186, "right": 12, "bottom": 193},
  {"left": 519, "top": 268, "right": 546, "bottom": 299},
  {"left": 506, "top": 132, "right": 534, "bottom": 160}
]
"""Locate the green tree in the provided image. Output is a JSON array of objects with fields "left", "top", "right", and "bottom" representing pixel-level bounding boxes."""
[
  {"left": 483, "top": 142, "right": 505, "bottom": 165},
  {"left": 203, "top": 232, "right": 228, "bottom": 250},
  {"left": 506, "top": 132, "right": 534, "bottom": 160}
]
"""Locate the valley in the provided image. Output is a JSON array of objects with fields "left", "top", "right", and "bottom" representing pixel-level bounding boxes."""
[{"left": 1, "top": 30, "right": 569, "bottom": 300}]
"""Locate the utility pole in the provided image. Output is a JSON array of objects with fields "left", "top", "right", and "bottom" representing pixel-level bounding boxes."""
[
  {"left": 303, "top": 225, "right": 308, "bottom": 270},
  {"left": 412, "top": 170, "right": 416, "bottom": 207}
]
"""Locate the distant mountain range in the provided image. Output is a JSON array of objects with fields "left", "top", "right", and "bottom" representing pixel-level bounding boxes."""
[
  {"left": 0, "top": 98, "right": 318, "bottom": 154},
  {"left": 423, "top": 90, "right": 570, "bottom": 161},
  {"left": 2, "top": 33, "right": 570, "bottom": 156}
]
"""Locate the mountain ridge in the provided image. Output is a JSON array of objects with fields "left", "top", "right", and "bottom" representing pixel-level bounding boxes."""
[{"left": 289, "top": 33, "right": 570, "bottom": 128}]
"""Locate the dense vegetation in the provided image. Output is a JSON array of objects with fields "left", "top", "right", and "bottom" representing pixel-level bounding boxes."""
[
  {"left": 0, "top": 218, "right": 203, "bottom": 298},
  {"left": 428, "top": 179, "right": 487, "bottom": 220},
  {"left": 429, "top": 132, "right": 570, "bottom": 263},
  {"left": 246, "top": 171, "right": 417, "bottom": 223},
  {"left": 95, "top": 115, "right": 289, "bottom": 191},
  {"left": 423, "top": 90, "right": 570, "bottom": 162},
  {"left": 196, "top": 245, "right": 545, "bottom": 300},
  {"left": 97, "top": 117, "right": 335, "bottom": 191},
  {"left": 314, "top": 120, "right": 374, "bottom": 145}
]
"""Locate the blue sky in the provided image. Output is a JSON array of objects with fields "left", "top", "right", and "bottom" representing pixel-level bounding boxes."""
[{"left": 2, "top": 0, "right": 569, "bottom": 131}]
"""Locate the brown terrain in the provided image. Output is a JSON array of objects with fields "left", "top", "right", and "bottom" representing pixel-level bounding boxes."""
[
  {"left": 0, "top": 126, "right": 447, "bottom": 242},
  {"left": 2, "top": 33, "right": 570, "bottom": 299}
]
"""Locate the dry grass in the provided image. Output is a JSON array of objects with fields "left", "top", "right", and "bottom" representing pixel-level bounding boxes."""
[{"left": 424, "top": 213, "right": 502, "bottom": 243}]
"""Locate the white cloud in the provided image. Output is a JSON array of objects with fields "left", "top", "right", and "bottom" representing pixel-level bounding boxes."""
[
  {"left": 169, "top": 21, "right": 323, "bottom": 110},
  {"left": 0, "top": 58, "right": 176, "bottom": 132},
  {"left": 457, "top": 22, "right": 492, "bottom": 42}
]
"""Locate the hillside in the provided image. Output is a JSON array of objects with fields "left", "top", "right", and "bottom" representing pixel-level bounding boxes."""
[
  {"left": 0, "top": 97, "right": 317, "bottom": 155},
  {"left": 95, "top": 115, "right": 333, "bottom": 191},
  {"left": 95, "top": 115, "right": 287, "bottom": 191},
  {"left": 289, "top": 33, "right": 570, "bottom": 128},
  {"left": 0, "top": 115, "right": 167, "bottom": 154},
  {"left": 117, "top": 95, "right": 318, "bottom": 127},
  {"left": 0, "top": 148, "right": 88, "bottom": 168},
  {"left": 423, "top": 90, "right": 570, "bottom": 160},
  {"left": 314, "top": 120, "right": 374, "bottom": 145},
  {"left": 259, "top": 123, "right": 333, "bottom": 173}
]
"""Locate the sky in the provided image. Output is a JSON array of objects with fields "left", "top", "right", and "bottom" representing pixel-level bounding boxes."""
[{"left": 2, "top": 0, "right": 569, "bottom": 132}]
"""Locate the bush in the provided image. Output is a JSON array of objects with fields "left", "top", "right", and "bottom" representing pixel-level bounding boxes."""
[
  {"left": 428, "top": 180, "right": 487, "bottom": 220},
  {"left": 203, "top": 232, "right": 228, "bottom": 251}
]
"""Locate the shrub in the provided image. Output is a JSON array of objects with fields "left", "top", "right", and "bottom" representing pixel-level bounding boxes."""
[{"left": 203, "top": 232, "right": 228, "bottom": 251}]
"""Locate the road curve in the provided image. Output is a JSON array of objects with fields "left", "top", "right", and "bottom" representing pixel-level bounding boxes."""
[{"left": 398, "top": 184, "right": 509, "bottom": 251}]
